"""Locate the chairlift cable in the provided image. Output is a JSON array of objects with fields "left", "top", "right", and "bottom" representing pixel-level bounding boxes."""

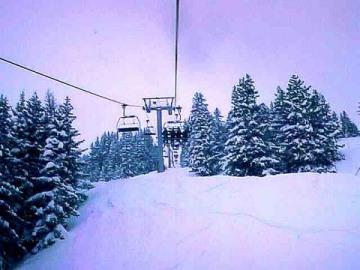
[
  {"left": 0, "top": 56, "right": 142, "bottom": 108},
  {"left": 174, "top": 0, "right": 180, "bottom": 107}
]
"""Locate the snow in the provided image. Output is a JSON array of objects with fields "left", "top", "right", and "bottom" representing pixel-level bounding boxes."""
[
  {"left": 43, "top": 150, "right": 53, "bottom": 157},
  {"left": 17, "top": 138, "right": 360, "bottom": 270},
  {"left": 44, "top": 162, "right": 56, "bottom": 170},
  {"left": 336, "top": 137, "right": 360, "bottom": 174},
  {"left": 58, "top": 141, "right": 64, "bottom": 149}
]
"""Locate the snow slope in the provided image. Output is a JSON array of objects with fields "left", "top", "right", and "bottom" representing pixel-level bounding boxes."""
[{"left": 17, "top": 139, "right": 360, "bottom": 270}]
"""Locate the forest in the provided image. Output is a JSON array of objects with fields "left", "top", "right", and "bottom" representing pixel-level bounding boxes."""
[{"left": 1, "top": 75, "right": 359, "bottom": 268}]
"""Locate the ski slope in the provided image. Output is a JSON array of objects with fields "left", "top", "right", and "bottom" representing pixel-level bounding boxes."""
[{"left": 18, "top": 138, "right": 360, "bottom": 270}]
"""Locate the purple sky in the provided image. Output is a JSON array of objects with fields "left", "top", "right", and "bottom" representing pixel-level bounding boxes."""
[{"left": 1, "top": 0, "right": 359, "bottom": 146}]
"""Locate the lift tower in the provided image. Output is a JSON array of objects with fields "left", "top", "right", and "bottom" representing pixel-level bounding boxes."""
[{"left": 143, "top": 97, "right": 174, "bottom": 172}]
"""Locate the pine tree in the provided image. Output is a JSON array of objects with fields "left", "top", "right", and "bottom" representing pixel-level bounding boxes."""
[
  {"left": 270, "top": 86, "right": 287, "bottom": 138},
  {"left": 11, "top": 92, "right": 33, "bottom": 194},
  {"left": 339, "top": 111, "right": 359, "bottom": 138},
  {"left": 20, "top": 93, "right": 78, "bottom": 252},
  {"left": 57, "top": 97, "right": 85, "bottom": 189},
  {"left": 133, "top": 132, "right": 156, "bottom": 175},
  {"left": 271, "top": 80, "right": 343, "bottom": 173},
  {"left": 0, "top": 95, "right": 26, "bottom": 267},
  {"left": 111, "top": 133, "right": 126, "bottom": 180},
  {"left": 58, "top": 96, "right": 91, "bottom": 201},
  {"left": 257, "top": 103, "right": 279, "bottom": 174},
  {"left": 257, "top": 103, "right": 272, "bottom": 141},
  {"left": 224, "top": 75, "right": 277, "bottom": 176},
  {"left": 308, "top": 90, "right": 343, "bottom": 172},
  {"left": 180, "top": 120, "right": 190, "bottom": 168},
  {"left": 270, "top": 86, "right": 290, "bottom": 172},
  {"left": 22, "top": 92, "right": 47, "bottom": 183},
  {"left": 330, "top": 112, "right": 342, "bottom": 139},
  {"left": 84, "top": 122, "right": 158, "bottom": 181},
  {"left": 98, "top": 132, "right": 113, "bottom": 181},
  {"left": 118, "top": 132, "right": 138, "bottom": 178},
  {"left": 28, "top": 122, "right": 79, "bottom": 253},
  {"left": 104, "top": 133, "right": 119, "bottom": 180},
  {"left": 43, "top": 90, "right": 57, "bottom": 128},
  {"left": 87, "top": 138, "right": 102, "bottom": 181},
  {"left": 131, "top": 133, "right": 146, "bottom": 175},
  {"left": 143, "top": 132, "right": 157, "bottom": 172},
  {"left": 277, "top": 75, "right": 317, "bottom": 172},
  {"left": 13, "top": 92, "right": 48, "bottom": 250},
  {"left": 1, "top": 91, "right": 91, "bottom": 259},
  {"left": 188, "top": 93, "right": 214, "bottom": 176},
  {"left": 208, "top": 108, "right": 226, "bottom": 174}
]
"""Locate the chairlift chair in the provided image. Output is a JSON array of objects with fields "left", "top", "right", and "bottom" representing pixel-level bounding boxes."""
[
  {"left": 144, "top": 119, "right": 156, "bottom": 136},
  {"left": 116, "top": 104, "right": 141, "bottom": 136},
  {"left": 163, "top": 120, "right": 185, "bottom": 131},
  {"left": 163, "top": 105, "right": 185, "bottom": 130},
  {"left": 163, "top": 116, "right": 185, "bottom": 143}
]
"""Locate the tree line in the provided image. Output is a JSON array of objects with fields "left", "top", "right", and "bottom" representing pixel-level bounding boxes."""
[
  {"left": 82, "top": 131, "right": 158, "bottom": 182},
  {"left": 0, "top": 91, "right": 91, "bottom": 269},
  {"left": 181, "top": 75, "right": 358, "bottom": 176}
]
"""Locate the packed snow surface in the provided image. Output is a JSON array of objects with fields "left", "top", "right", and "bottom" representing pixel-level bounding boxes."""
[{"left": 18, "top": 138, "right": 360, "bottom": 270}]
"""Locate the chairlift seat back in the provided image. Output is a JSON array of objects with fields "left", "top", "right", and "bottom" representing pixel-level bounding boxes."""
[
  {"left": 116, "top": 115, "right": 141, "bottom": 134},
  {"left": 118, "top": 126, "right": 140, "bottom": 132}
]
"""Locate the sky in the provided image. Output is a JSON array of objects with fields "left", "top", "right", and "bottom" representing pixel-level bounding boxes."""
[{"left": 0, "top": 0, "right": 359, "bottom": 147}]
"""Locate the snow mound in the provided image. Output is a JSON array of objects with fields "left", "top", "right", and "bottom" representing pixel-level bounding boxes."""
[{"left": 17, "top": 138, "right": 360, "bottom": 270}]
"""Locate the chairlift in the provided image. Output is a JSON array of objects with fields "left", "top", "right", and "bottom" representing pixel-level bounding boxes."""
[
  {"left": 164, "top": 120, "right": 185, "bottom": 131},
  {"left": 116, "top": 104, "right": 141, "bottom": 135},
  {"left": 144, "top": 119, "right": 156, "bottom": 136},
  {"left": 163, "top": 106, "right": 189, "bottom": 142},
  {"left": 163, "top": 106, "right": 185, "bottom": 130}
]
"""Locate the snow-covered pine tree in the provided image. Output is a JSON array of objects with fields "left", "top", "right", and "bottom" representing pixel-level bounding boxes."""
[
  {"left": 57, "top": 97, "right": 85, "bottom": 191},
  {"left": 0, "top": 179, "right": 25, "bottom": 269},
  {"left": 106, "top": 133, "right": 121, "bottom": 180},
  {"left": 0, "top": 95, "right": 26, "bottom": 267},
  {"left": 14, "top": 92, "right": 47, "bottom": 251},
  {"left": 269, "top": 86, "right": 289, "bottom": 172},
  {"left": 28, "top": 117, "right": 79, "bottom": 253},
  {"left": 180, "top": 120, "right": 190, "bottom": 168},
  {"left": 278, "top": 75, "right": 317, "bottom": 173},
  {"left": 330, "top": 112, "right": 342, "bottom": 139},
  {"left": 21, "top": 93, "right": 84, "bottom": 253},
  {"left": 207, "top": 108, "right": 226, "bottom": 174},
  {"left": 43, "top": 91, "right": 57, "bottom": 128},
  {"left": 11, "top": 92, "right": 34, "bottom": 195},
  {"left": 188, "top": 92, "right": 214, "bottom": 176},
  {"left": 85, "top": 138, "right": 102, "bottom": 182},
  {"left": 118, "top": 132, "right": 138, "bottom": 178},
  {"left": 257, "top": 103, "right": 279, "bottom": 174},
  {"left": 339, "top": 111, "right": 359, "bottom": 138},
  {"left": 58, "top": 96, "right": 92, "bottom": 200},
  {"left": 257, "top": 103, "right": 272, "bottom": 141},
  {"left": 308, "top": 90, "right": 343, "bottom": 172},
  {"left": 22, "top": 92, "right": 47, "bottom": 181},
  {"left": 224, "top": 75, "right": 277, "bottom": 176},
  {"left": 131, "top": 132, "right": 145, "bottom": 175},
  {"left": 142, "top": 132, "right": 157, "bottom": 172},
  {"left": 134, "top": 131, "right": 157, "bottom": 175},
  {"left": 98, "top": 132, "right": 113, "bottom": 181},
  {"left": 113, "top": 132, "right": 128, "bottom": 180}
]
